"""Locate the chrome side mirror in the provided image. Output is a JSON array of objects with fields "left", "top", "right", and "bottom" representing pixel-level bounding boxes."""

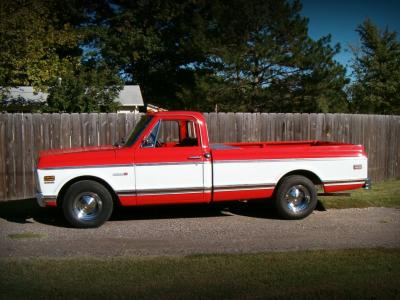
[{"left": 141, "top": 137, "right": 155, "bottom": 148}]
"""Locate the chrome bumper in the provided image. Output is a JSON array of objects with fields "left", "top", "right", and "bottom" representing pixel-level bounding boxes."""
[{"left": 36, "top": 192, "right": 57, "bottom": 207}]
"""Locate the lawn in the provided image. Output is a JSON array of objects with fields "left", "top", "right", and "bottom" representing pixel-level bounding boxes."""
[
  {"left": 0, "top": 249, "right": 399, "bottom": 300},
  {"left": 319, "top": 179, "right": 400, "bottom": 209}
]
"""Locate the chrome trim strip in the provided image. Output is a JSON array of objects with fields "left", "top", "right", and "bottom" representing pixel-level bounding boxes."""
[
  {"left": 117, "top": 184, "right": 275, "bottom": 197},
  {"left": 39, "top": 164, "right": 134, "bottom": 170},
  {"left": 135, "top": 161, "right": 208, "bottom": 167},
  {"left": 214, "top": 183, "right": 275, "bottom": 191},
  {"left": 323, "top": 179, "right": 367, "bottom": 185},
  {"left": 214, "top": 183, "right": 275, "bottom": 190},
  {"left": 138, "top": 190, "right": 204, "bottom": 196},
  {"left": 215, "top": 187, "right": 275, "bottom": 192},
  {"left": 116, "top": 190, "right": 136, "bottom": 196},
  {"left": 39, "top": 161, "right": 210, "bottom": 170},
  {"left": 117, "top": 187, "right": 207, "bottom": 197},
  {"left": 324, "top": 181, "right": 366, "bottom": 187},
  {"left": 214, "top": 157, "right": 366, "bottom": 164}
]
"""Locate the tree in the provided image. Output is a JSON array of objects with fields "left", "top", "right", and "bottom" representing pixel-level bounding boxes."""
[
  {"left": 96, "top": 0, "right": 348, "bottom": 112},
  {"left": 187, "top": 0, "right": 349, "bottom": 112},
  {"left": 0, "top": 0, "right": 122, "bottom": 112},
  {"left": 0, "top": 0, "right": 82, "bottom": 90},
  {"left": 46, "top": 62, "right": 122, "bottom": 112},
  {"left": 350, "top": 20, "right": 400, "bottom": 114},
  {"left": 92, "top": 0, "right": 210, "bottom": 109},
  {"left": 1, "top": 0, "right": 351, "bottom": 113}
]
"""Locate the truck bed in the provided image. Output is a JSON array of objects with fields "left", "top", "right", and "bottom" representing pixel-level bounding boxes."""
[
  {"left": 210, "top": 140, "right": 365, "bottom": 160},
  {"left": 212, "top": 140, "right": 349, "bottom": 149}
]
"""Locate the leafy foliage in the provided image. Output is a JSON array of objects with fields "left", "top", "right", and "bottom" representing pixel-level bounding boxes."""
[
  {"left": 94, "top": 0, "right": 348, "bottom": 112},
  {"left": 350, "top": 20, "right": 400, "bottom": 114},
  {"left": 0, "top": 0, "right": 82, "bottom": 89},
  {"left": 93, "top": 0, "right": 210, "bottom": 109},
  {"left": 0, "top": 0, "right": 398, "bottom": 114},
  {"left": 186, "top": 0, "right": 348, "bottom": 112},
  {"left": 46, "top": 63, "right": 122, "bottom": 112},
  {"left": 0, "top": 0, "right": 121, "bottom": 112}
]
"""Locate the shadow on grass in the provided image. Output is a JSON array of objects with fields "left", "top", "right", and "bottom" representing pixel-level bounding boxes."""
[
  {"left": 316, "top": 200, "right": 327, "bottom": 211},
  {"left": 0, "top": 198, "right": 326, "bottom": 228}
]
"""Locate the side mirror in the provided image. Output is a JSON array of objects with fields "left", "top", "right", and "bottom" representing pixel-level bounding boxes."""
[{"left": 141, "top": 137, "right": 155, "bottom": 148}]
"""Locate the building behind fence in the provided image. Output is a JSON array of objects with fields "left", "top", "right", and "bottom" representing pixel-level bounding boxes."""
[{"left": 0, "top": 112, "right": 399, "bottom": 201}]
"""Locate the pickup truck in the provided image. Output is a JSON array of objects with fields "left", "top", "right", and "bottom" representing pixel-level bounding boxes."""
[{"left": 36, "top": 111, "right": 369, "bottom": 228}]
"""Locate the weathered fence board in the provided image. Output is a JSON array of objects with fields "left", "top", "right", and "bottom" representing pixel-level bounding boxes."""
[{"left": 0, "top": 112, "right": 399, "bottom": 201}]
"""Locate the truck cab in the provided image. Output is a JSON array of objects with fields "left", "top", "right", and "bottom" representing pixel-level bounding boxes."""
[{"left": 120, "top": 111, "right": 213, "bottom": 206}]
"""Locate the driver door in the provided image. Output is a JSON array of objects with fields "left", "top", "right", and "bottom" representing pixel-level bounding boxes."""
[{"left": 134, "top": 118, "right": 207, "bottom": 205}]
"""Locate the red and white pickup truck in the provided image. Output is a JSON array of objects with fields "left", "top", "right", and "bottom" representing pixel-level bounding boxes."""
[{"left": 36, "top": 111, "right": 370, "bottom": 228}]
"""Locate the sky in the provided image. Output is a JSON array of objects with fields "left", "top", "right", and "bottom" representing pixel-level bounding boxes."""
[{"left": 300, "top": 0, "right": 400, "bottom": 74}]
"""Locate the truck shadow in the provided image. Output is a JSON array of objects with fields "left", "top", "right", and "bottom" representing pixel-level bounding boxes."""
[
  {"left": 110, "top": 204, "right": 232, "bottom": 222},
  {"left": 0, "top": 198, "right": 327, "bottom": 228},
  {"left": 0, "top": 198, "right": 68, "bottom": 227},
  {"left": 0, "top": 199, "right": 233, "bottom": 228}
]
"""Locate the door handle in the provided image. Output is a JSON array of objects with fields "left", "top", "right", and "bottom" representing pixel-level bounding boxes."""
[{"left": 187, "top": 156, "right": 201, "bottom": 160}]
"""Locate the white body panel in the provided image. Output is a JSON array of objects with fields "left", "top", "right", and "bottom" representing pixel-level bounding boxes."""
[
  {"left": 135, "top": 163, "right": 205, "bottom": 191},
  {"left": 37, "top": 156, "right": 367, "bottom": 198},
  {"left": 212, "top": 157, "right": 368, "bottom": 187},
  {"left": 37, "top": 165, "right": 135, "bottom": 196}
]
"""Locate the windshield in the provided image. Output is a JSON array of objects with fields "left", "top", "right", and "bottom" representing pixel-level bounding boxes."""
[{"left": 124, "top": 115, "right": 153, "bottom": 147}]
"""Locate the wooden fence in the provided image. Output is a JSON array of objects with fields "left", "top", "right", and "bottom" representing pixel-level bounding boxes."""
[{"left": 0, "top": 112, "right": 399, "bottom": 201}]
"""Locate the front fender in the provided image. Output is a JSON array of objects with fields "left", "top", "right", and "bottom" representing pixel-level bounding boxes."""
[{"left": 36, "top": 165, "right": 135, "bottom": 197}]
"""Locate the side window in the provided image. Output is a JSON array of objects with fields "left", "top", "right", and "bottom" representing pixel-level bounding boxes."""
[
  {"left": 142, "top": 121, "right": 160, "bottom": 148},
  {"left": 159, "top": 120, "right": 180, "bottom": 143},
  {"left": 179, "top": 120, "right": 199, "bottom": 147},
  {"left": 143, "top": 119, "right": 199, "bottom": 148},
  {"left": 187, "top": 121, "right": 197, "bottom": 139}
]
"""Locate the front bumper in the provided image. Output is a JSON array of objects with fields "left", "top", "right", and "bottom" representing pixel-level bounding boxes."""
[{"left": 36, "top": 192, "right": 57, "bottom": 207}]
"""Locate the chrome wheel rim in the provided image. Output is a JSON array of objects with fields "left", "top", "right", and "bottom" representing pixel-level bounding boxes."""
[
  {"left": 285, "top": 185, "right": 311, "bottom": 213},
  {"left": 72, "top": 192, "right": 103, "bottom": 221}
]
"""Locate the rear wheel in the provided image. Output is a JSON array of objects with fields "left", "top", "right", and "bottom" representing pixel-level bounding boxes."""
[
  {"left": 62, "top": 180, "right": 113, "bottom": 228},
  {"left": 274, "top": 175, "right": 317, "bottom": 220}
]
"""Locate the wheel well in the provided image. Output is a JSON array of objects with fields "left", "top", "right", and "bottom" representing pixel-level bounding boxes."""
[
  {"left": 57, "top": 176, "right": 119, "bottom": 207},
  {"left": 276, "top": 170, "right": 322, "bottom": 187}
]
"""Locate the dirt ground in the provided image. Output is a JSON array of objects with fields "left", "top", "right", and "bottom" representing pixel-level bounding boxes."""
[{"left": 0, "top": 200, "right": 399, "bottom": 257}]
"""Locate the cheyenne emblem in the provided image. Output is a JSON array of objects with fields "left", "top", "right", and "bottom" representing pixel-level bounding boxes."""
[{"left": 113, "top": 172, "right": 128, "bottom": 176}]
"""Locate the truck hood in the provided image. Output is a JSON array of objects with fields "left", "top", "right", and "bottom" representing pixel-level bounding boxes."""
[
  {"left": 37, "top": 145, "right": 118, "bottom": 169},
  {"left": 40, "top": 145, "right": 116, "bottom": 156}
]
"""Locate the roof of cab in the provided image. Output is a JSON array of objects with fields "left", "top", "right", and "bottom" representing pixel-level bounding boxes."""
[{"left": 151, "top": 111, "right": 205, "bottom": 120}]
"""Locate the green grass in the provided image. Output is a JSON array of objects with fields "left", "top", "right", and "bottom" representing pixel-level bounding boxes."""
[
  {"left": 319, "top": 179, "right": 400, "bottom": 209},
  {"left": 8, "top": 232, "right": 46, "bottom": 240},
  {"left": 0, "top": 249, "right": 399, "bottom": 300}
]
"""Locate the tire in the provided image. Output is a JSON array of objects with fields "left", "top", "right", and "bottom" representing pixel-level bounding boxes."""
[
  {"left": 274, "top": 175, "right": 317, "bottom": 220},
  {"left": 62, "top": 180, "right": 113, "bottom": 228}
]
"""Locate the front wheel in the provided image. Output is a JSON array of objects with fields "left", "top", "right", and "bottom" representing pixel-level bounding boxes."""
[
  {"left": 62, "top": 180, "right": 113, "bottom": 228},
  {"left": 274, "top": 175, "right": 317, "bottom": 220}
]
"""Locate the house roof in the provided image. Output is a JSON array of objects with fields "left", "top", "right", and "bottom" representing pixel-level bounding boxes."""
[
  {"left": 6, "top": 86, "right": 48, "bottom": 102},
  {"left": 2, "top": 85, "right": 144, "bottom": 107},
  {"left": 116, "top": 85, "right": 144, "bottom": 106}
]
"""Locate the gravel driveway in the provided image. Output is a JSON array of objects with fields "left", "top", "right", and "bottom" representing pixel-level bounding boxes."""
[{"left": 0, "top": 200, "right": 399, "bottom": 257}]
